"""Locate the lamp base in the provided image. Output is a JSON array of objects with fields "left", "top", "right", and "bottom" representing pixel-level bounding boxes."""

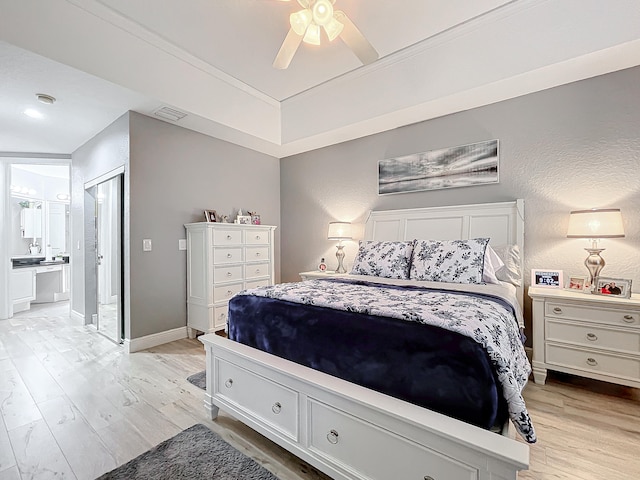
[
  {"left": 584, "top": 247, "right": 605, "bottom": 288},
  {"left": 335, "top": 244, "right": 347, "bottom": 274}
]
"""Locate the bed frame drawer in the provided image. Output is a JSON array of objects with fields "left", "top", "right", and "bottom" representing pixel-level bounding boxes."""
[
  {"left": 215, "top": 358, "right": 298, "bottom": 441},
  {"left": 308, "top": 399, "right": 478, "bottom": 480}
]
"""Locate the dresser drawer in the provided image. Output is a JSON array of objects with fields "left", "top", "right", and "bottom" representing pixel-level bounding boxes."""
[
  {"left": 245, "top": 246, "right": 269, "bottom": 263},
  {"left": 212, "top": 304, "right": 228, "bottom": 330},
  {"left": 214, "top": 265, "right": 243, "bottom": 283},
  {"left": 546, "top": 319, "right": 640, "bottom": 354},
  {"left": 308, "top": 399, "right": 477, "bottom": 480},
  {"left": 244, "top": 229, "right": 271, "bottom": 245},
  {"left": 215, "top": 358, "right": 298, "bottom": 441},
  {"left": 213, "top": 283, "right": 243, "bottom": 302},
  {"left": 546, "top": 302, "right": 639, "bottom": 327},
  {"left": 546, "top": 344, "right": 640, "bottom": 380},
  {"left": 245, "top": 279, "right": 270, "bottom": 290},
  {"left": 213, "top": 247, "right": 243, "bottom": 264},
  {"left": 245, "top": 262, "right": 270, "bottom": 280},
  {"left": 212, "top": 229, "right": 242, "bottom": 245}
]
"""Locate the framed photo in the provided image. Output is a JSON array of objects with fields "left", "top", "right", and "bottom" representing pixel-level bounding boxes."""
[
  {"left": 531, "top": 269, "right": 563, "bottom": 288},
  {"left": 251, "top": 214, "right": 261, "bottom": 225},
  {"left": 592, "top": 277, "right": 632, "bottom": 299},
  {"left": 237, "top": 215, "right": 252, "bottom": 225},
  {"left": 204, "top": 210, "right": 217, "bottom": 223},
  {"left": 566, "top": 275, "right": 588, "bottom": 292}
]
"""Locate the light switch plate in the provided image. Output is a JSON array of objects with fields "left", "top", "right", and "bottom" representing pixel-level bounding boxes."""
[
  {"left": 143, "top": 239, "right": 152, "bottom": 251},
  {"left": 178, "top": 239, "right": 187, "bottom": 250}
]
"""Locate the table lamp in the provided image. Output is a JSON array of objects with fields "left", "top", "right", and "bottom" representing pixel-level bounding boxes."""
[
  {"left": 566, "top": 208, "right": 625, "bottom": 286},
  {"left": 327, "top": 222, "right": 352, "bottom": 273}
]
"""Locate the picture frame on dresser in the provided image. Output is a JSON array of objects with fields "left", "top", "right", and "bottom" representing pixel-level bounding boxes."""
[
  {"left": 592, "top": 276, "right": 632, "bottom": 298},
  {"left": 237, "top": 215, "right": 252, "bottom": 225},
  {"left": 566, "top": 275, "right": 588, "bottom": 291},
  {"left": 531, "top": 269, "right": 563, "bottom": 288},
  {"left": 204, "top": 209, "right": 217, "bottom": 222}
]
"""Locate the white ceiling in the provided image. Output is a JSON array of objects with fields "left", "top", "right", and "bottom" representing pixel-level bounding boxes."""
[{"left": 1, "top": 0, "right": 640, "bottom": 158}]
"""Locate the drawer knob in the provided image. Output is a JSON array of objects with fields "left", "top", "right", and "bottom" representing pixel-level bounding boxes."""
[
  {"left": 227, "top": 253, "right": 232, "bottom": 258},
  {"left": 226, "top": 272, "right": 232, "bottom": 277},
  {"left": 226, "top": 290, "right": 233, "bottom": 296},
  {"left": 586, "top": 333, "right": 598, "bottom": 341},
  {"left": 226, "top": 235, "right": 232, "bottom": 240},
  {"left": 256, "top": 235, "right": 261, "bottom": 240},
  {"left": 272, "top": 402, "right": 281, "bottom": 414},
  {"left": 623, "top": 315, "right": 635, "bottom": 323},
  {"left": 255, "top": 252, "right": 261, "bottom": 257},
  {"left": 586, "top": 357, "right": 598, "bottom": 367},
  {"left": 553, "top": 307, "right": 563, "bottom": 314},
  {"left": 219, "top": 313, "right": 225, "bottom": 320},
  {"left": 255, "top": 269, "right": 260, "bottom": 274},
  {"left": 326, "top": 429, "right": 339, "bottom": 445},
  {"left": 224, "top": 378, "right": 233, "bottom": 388},
  {"left": 424, "top": 477, "right": 435, "bottom": 480}
]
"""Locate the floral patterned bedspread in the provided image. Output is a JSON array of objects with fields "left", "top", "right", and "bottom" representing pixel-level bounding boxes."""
[{"left": 239, "top": 278, "right": 536, "bottom": 443}]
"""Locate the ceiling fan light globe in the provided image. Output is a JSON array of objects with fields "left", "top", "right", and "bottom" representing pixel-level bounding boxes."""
[
  {"left": 312, "top": 0, "right": 334, "bottom": 26},
  {"left": 303, "top": 23, "right": 321, "bottom": 45},
  {"left": 324, "top": 16, "right": 343, "bottom": 41},
  {"left": 290, "top": 9, "right": 312, "bottom": 35}
]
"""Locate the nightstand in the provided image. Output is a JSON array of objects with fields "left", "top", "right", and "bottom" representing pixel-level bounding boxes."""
[
  {"left": 299, "top": 271, "right": 350, "bottom": 281},
  {"left": 528, "top": 287, "right": 640, "bottom": 388}
]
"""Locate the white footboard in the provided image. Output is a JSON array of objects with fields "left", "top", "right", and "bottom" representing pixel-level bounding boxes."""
[{"left": 200, "top": 334, "right": 529, "bottom": 480}]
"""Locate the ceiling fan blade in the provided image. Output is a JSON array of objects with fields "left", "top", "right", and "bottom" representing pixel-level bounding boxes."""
[
  {"left": 273, "top": 28, "right": 303, "bottom": 69},
  {"left": 334, "top": 10, "right": 378, "bottom": 65}
]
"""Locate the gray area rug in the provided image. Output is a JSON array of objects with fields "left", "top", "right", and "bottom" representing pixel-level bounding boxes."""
[
  {"left": 187, "top": 370, "right": 206, "bottom": 390},
  {"left": 97, "top": 423, "right": 279, "bottom": 479}
]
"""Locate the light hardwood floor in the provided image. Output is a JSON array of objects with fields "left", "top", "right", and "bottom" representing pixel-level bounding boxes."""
[{"left": 0, "top": 302, "right": 639, "bottom": 480}]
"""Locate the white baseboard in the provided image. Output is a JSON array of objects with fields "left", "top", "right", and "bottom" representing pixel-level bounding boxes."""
[
  {"left": 70, "top": 309, "right": 85, "bottom": 323},
  {"left": 124, "top": 326, "right": 188, "bottom": 354}
]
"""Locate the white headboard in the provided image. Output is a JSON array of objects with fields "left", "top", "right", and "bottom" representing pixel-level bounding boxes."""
[{"left": 363, "top": 200, "right": 525, "bottom": 306}]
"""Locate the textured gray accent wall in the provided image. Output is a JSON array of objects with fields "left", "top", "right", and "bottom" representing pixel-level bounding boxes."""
[
  {"left": 280, "top": 67, "right": 640, "bottom": 343},
  {"left": 128, "top": 112, "right": 280, "bottom": 339}
]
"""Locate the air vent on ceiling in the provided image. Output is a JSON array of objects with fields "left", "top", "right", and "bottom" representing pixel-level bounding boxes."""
[{"left": 153, "top": 106, "right": 187, "bottom": 122}]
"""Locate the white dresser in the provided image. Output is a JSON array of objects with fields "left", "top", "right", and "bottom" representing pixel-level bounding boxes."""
[
  {"left": 185, "top": 222, "right": 276, "bottom": 336},
  {"left": 529, "top": 287, "right": 640, "bottom": 387}
]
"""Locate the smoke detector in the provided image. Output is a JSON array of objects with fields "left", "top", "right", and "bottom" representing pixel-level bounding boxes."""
[{"left": 153, "top": 106, "right": 187, "bottom": 122}]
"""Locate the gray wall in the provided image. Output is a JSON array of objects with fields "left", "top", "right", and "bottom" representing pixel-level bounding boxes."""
[
  {"left": 71, "top": 113, "right": 130, "bottom": 323},
  {"left": 128, "top": 112, "right": 280, "bottom": 339},
  {"left": 280, "top": 66, "right": 640, "bottom": 343}
]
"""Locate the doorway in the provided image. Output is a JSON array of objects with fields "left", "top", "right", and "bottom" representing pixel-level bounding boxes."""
[{"left": 85, "top": 174, "right": 123, "bottom": 343}]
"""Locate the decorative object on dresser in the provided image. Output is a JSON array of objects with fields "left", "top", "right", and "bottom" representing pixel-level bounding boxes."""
[
  {"left": 566, "top": 208, "right": 625, "bottom": 287},
  {"left": 378, "top": 139, "right": 499, "bottom": 195},
  {"left": 592, "top": 276, "right": 632, "bottom": 299},
  {"left": 529, "top": 286, "right": 640, "bottom": 388},
  {"left": 566, "top": 275, "right": 588, "bottom": 291},
  {"left": 248, "top": 211, "right": 261, "bottom": 225},
  {"left": 327, "top": 221, "right": 352, "bottom": 273},
  {"left": 531, "top": 269, "right": 563, "bottom": 288},
  {"left": 184, "top": 222, "right": 276, "bottom": 336},
  {"left": 204, "top": 209, "right": 217, "bottom": 222}
]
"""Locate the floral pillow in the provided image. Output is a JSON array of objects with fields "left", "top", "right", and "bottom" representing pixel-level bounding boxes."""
[
  {"left": 410, "top": 238, "right": 490, "bottom": 284},
  {"left": 350, "top": 240, "right": 414, "bottom": 279}
]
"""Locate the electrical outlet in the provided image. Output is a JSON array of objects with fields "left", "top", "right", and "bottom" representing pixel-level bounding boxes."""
[
  {"left": 143, "top": 239, "right": 152, "bottom": 252},
  {"left": 178, "top": 239, "right": 186, "bottom": 250}
]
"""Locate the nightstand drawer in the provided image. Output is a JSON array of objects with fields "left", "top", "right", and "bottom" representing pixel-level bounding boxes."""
[
  {"left": 546, "top": 320, "right": 640, "bottom": 353},
  {"left": 546, "top": 344, "right": 640, "bottom": 380},
  {"left": 546, "top": 302, "right": 639, "bottom": 327}
]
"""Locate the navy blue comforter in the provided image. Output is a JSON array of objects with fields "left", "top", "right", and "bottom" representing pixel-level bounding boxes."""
[{"left": 228, "top": 293, "right": 507, "bottom": 430}]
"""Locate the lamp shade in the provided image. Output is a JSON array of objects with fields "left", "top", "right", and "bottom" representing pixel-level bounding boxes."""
[
  {"left": 327, "top": 221, "right": 352, "bottom": 240},
  {"left": 567, "top": 209, "right": 625, "bottom": 238}
]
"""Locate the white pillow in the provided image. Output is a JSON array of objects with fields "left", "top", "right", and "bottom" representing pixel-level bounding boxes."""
[
  {"left": 491, "top": 244, "right": 522, "bottom": 286},
  {"left": 483, "top": 245, "right": 505, "bottom": 285},
  {"left": 410, "top": 238, "right": 490, "bottom": 284},
  {"left": 350, "top": 240, "right": 414, "bottom": 280}
]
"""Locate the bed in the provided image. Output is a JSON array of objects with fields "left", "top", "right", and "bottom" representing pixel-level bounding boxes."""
[{"left": 199, "top": 200, "right": 531, "bottom": 480}]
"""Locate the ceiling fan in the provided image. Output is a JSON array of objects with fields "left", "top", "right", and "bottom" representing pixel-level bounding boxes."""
[{"left": 272, "top": 0, "right": 379, "bottom": 69}]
